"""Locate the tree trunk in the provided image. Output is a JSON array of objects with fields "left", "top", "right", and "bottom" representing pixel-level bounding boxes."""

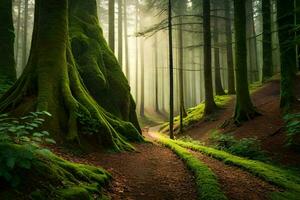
[
  {"left": 168, "top": 0, "right": 174, "bottom": 139},
  {"left": 135, "top": 0, "right": 139, "bottom": 101},
  {"left": 0, "top": 0, "right": 142, "bottom": 151},
  {"left": 15, "top": 0, "right": 21, "bottom": 71},
  {"left": 203, "top": 0, "right": 217, "bottom": 115},
  {"left": 177, "top": 7, "right": 187, "bottom": 132},
  {"left": 124, "top": 0, "right": 130, "bottom": 81},
  {"left": 154, "top": 34, "right": 159, "bottom": 113},
  {"left": 277, "top": 0, "right": 297, "bottom": 109},
  {"left": 109, "top": 0, "right": 115, "bottom": 52},
  {"left": 0, "top": 0, "right": 16, "bottom": 83},
  {"left": 213, "top": 4, "right": 226, "bottom": 95},
  {"left": 139, "top": 37, "right": 145, "bottom": 117},
  {"left": 233, "top": 0, "right": 258, "bottom": 123},
  {"left": 22, "top": 0, "right": 29, "bottom": 70},
  {"left": 118, "top": 0, "right": 123, "bottom": 66},
  {"left": 246, "top": 0, "right": 259, "bottom": 83},
  {"left": 262, "top": 0, "right": 273, "bottom": 81},
  {"left": 224, "top": 0, "right": 235, "bottom": 94}
]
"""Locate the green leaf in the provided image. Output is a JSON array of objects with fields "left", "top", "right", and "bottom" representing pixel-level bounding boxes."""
[
  {"left": 33, "top": 132, "right": 43, "bottom": 137},
  {"left": 45, "top": 138, "right": 56, "bottom": 144}
]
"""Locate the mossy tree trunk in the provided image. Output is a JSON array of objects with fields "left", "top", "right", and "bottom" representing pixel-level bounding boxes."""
[
  {"left": 108, "top": 0, "right": 115, "bottom": 52},
  {"left": 233, "top": 0, "right": 258, "bottom": 123},
  {"left": 0, "top": 0, "right": 16, "bottom": 83},
  {"left": 0, "top": 0, "right": 142, "bottom": 151},
  {"left": 69, "top": 0, "right": 141, "bottom": 132},
  {"left": 203, "top": 0, "right": 217, "bottom": 115},
  {"left": 224, "top": 0, "right": 235, "bottom": 94},
  {"left": 277, "top": 0, "right": 297, "bottom": 110},
  {"left": 262, "top": 0, "right": 273, "bottom": 81}
]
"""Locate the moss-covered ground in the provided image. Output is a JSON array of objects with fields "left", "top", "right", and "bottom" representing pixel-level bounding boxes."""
[
  {"left": 173, "top": 139, "right": 300, "bottom": 200},
  {"left": 160, "top": 96, "right": 231, "bottom": 133},
  {"left": 0, "top": 143, "right": 110, "bottom": 200},
  {"left": 157, "top": 136, "right": 227, "bottom": 200}
]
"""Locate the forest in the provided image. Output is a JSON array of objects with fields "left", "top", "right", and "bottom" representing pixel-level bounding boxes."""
[{"left": 0, "top": 0, "right": 300, "bottom": 199}]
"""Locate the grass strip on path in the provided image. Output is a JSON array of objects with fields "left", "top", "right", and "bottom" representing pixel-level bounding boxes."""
[
  {"left": 157, "top": 136, "right": 227, "bottom": 200},
  {"left": 173, "top": 139, "right": 300, "bottom": 200}
]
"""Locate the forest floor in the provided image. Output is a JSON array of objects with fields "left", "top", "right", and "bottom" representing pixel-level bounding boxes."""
[
  {"left": 182, "top": 75, "right": 300, "bottom": 167},
  {"left": 51, "top": 127, "right": 280, "bottom": 200},
  {"left": 49, "top": 75, "right": 300, "bottom": 200}
]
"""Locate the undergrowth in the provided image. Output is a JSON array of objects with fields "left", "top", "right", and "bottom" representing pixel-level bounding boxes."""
[
  {"left": 283, "top": 113, "right": 300, "bottom": 148},
  {"left": 0, "top": 112, "right": 110, "bottom": 199},
  {"left": 158, "top": 136, "right": 227, "bottom": 200},
  {"left": 209, "top": 131, "right": 269, "bottom": 161},
  {"left": 160, "top": 96, "right": 231, "bottom": 133}
]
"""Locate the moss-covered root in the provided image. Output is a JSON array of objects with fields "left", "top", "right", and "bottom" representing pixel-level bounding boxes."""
[
  {"left": 173, "top": 140, "right": 300, "bottom": 199},
  {"left": 0, "top": 0, "right": 143, "bottom": 151},
  {"left": 158, "top": 137, "right": 227, "bottom": 200},
  {"left": 0, "top": 143, "right": 110, "bottom": 200}
]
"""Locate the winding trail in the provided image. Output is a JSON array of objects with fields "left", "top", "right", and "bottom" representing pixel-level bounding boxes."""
[{"left": 51, "top": 127, "right": 279, "bottom": 200}]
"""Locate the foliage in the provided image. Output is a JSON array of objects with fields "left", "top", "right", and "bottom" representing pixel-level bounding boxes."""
[
  {"left": 0, "top": 111, "right": 54, "bottom": 145},
  {"left": 0, "top": 111, "right": 55, "bottom": 187},
  {"left": 210, "top": 131, "right": 268, "bottom": 161},
  {"left": 0, "top": 143, "right": 111, "bottom": 200},
  {"left": 0, "top": 80, "right": 12, "bottom": 96},
  {"left": 284, "top": 113, "right": 300, "bottom": 147},
  {"left": 158, "top": 136, "right": 227, "bottom": 200},
  {"left": 174, "top": 139, "right": 300, "bottom": 199}
]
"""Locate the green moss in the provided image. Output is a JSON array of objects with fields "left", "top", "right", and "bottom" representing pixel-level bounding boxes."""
[
  {"left": 173, "top": 139, "right": 300, "bottom": 199},
  {"left": 161, "top": 96, "right": 231, "bottom": 133},
  {"left": 0, "top": 143, "right": 110, "bottom": 200},
  {"left": 157, "top": 136, "right": 227, "bottom": 200}
]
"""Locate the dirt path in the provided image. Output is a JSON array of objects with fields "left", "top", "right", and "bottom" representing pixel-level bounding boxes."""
[
  {"left": 147, "top": 128, "right": 279, "bottom": 200},
  {"left": 190, "top": 150, "right": 278, "bottom": 200},
  {"left": 52, "top": 140, "right": 198, "bottom": 200}
]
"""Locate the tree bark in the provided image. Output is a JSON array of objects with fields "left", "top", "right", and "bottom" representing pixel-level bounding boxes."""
[
  {"left": 233, "top": 0, "right": 258, "bottom": 123},
  {"left": 277, "top": 0, "right": 297, "bottom": 109},
  {"left": 203, "top": 0, "right": 217, "bottom": 115},
  {"left": 224, "top": 0, "right": 235, "bottom": 94},
  {"left": 0, "top": 0, "right": 16, "bottom": 83}
]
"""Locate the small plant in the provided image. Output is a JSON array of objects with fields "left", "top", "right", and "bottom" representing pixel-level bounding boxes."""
[
  {"left": 210, "top": 132, "right": 268, "bottom": 161},
  {"left": 0, "top": 111, "right": 55, "bottom": 187},
  {"left": 0, "top": 111, "right": 55, "bottom": 145},
  {"left": 77, "top": 111, "right": 100, "bottom": 135},
  {"left": 284, "top": 113, "right": 300, "bottom": 148}
]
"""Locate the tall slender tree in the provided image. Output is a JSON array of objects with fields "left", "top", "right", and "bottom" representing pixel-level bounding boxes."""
[
  {"left": 168, "top": 0, "right": 174, "bottom": 139},
  {"left": 22, "top": 0, "right": 29, "bottom": 69},
  {"left": 277, "top": 0, "right": 297, "bottom": 109},
  {"left": 109, "top": 0, "right": 115, "bottom": 52},
  {"left": 213, "top": 2, "right": 225, "bottom": 95},
  {"left": 118, "top": 0, "right": 123, "bottom": 65},
  {"left": 203, "top": 0, "right": 217, "bottom": 115},
  {"left": 176, "top": 0, "right": 187, "bottom": 132},
  {"left": 233, "top": 0, "right": 258, "bottom": 122},
  {"left": 0, "top": 0, "right": 16, "bottom": 83},
  {"left": 262, "top": 0, "right": 273, "bottom": 81},
  {"left": 124, "top": 0, "right": 130, "bottom": 80},
  {"left": 224, "top": 0, "right": 235, "bottom": 94}
]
